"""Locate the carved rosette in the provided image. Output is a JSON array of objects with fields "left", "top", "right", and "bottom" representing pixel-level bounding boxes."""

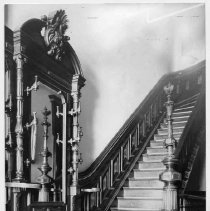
[{"left": 41, "top": 10, "right": 70, "bottom": 61}]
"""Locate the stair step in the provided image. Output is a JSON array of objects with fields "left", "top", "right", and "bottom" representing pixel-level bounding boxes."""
[
  {"left": 150, "top": 140, "right": 164, "bottom": 147},
  {"left": 146, "top": 147, "right": 167, "bottom": 155},
  {"left": 163, "top": 116, "right": 189, "bottom": 123},
  {"left": 172, "top": 110, "right": 192, "bottom": 117},
  {"left": 128, "top": 178, "right": 164, "bottom": 188},
  {"left": 160, "top": 121, "right": 187, "bottom": 129},
  {"left": 142, "top": 154, "right": 165, "bottom": 162},
  {"left": 174, "top": 105, "right": 194, "bottom": 112},
  {"left": 138, "top": 161, "right": 165, "bottom": 169},
  {"left": 154, "top": 133, "right": 181, "bottom": 141},
  {"left": 178, "top": 101, "right": 196, "bottom": 108},
  {"left": 117, "top": 197, "right": 162, "bottom": 209},
  {"left": 123, "top": 187, "right": 163, "bottom": 197},
  {"left": 158, "top": 127, "right": 184, "bottom": 135},
  {"left": 111, "top": 209, "right": 161, "bottom": 211},
  {"left": 133, "top": 169, "right": 163, "bottom": 178}
]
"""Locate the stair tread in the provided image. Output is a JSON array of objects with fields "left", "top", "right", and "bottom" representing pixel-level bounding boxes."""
[
  {"left": 136, "top": 168, "right": 165, "bottom": 171},
  {"left": 134, "top": 168, "right": 164, "bottom": 172},
  {"left": 118, "top": 196, "right": 162, "bottom": 200},
  {"left": 124, "top": 187, "right": 162, "bottom": 190},
  {"left": 174, "top": 106, "right": 194, "bottom": 111},
  {"left": 143, "top": 153, "right": 165, "bottom": 156},
  {"left": 130, "top": 176, "right": 159, "bottom": 180},
  {"left": 173, "top": 110, "right": 192, "bottom": 115},
  {"left": 129, "top": 177, "right": 160, "bottom": 181},
  {"left": 111, "top": 209, "right": 161, "bottom": 211},
  {"left": 138, "top": 161, "right": 164, "bottom": 164},
  {"left": 147, "top": 145, "right": 164, "bottom": 148},
  {"left": 146, "top": 152, "right": 167, "bottom": 155}
]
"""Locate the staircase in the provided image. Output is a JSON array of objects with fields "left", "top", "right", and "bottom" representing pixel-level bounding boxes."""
[{"left": 111, "top": 97, "right": 196, "bottom": 211}]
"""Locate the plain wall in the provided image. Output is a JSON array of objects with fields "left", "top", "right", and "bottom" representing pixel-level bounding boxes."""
[{"left": 5, "top": 4, "right": 205, "bottom": 172}]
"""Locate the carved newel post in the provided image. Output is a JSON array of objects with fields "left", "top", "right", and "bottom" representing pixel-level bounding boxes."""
[
  {"left": 37, "top": 107, "right": 52, "bottom": 202},
  {"left": 160, "top": 82, "right": 181, "bottom": 211},
  {"left": 68, "top": 75, "right": 85, "bottom": 211}
]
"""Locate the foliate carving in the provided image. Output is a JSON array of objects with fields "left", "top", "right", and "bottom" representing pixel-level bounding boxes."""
[{"left": 41, "top": 10, "right": 70, "bottom": 61}]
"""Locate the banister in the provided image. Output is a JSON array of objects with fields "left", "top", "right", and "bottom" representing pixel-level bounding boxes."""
[{"left": 79, "top": 61, "right": 205, "bottom": 184}]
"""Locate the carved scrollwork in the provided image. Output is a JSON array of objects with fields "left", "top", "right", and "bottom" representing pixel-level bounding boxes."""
[{"left": 41, "top": 10, "right": 70, "bottom": 61}]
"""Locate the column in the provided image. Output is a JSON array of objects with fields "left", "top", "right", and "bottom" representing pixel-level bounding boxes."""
[
  {"left": 69, "top": 75, "right": 85, "bottom": 211},
  {"left": 14, "top": 54, "right": 26, "bottom": 182}
]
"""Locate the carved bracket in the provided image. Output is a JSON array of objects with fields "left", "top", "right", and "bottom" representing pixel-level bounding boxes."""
[{"left": 25, "top": 76, "right": 40, "bottom": 96}]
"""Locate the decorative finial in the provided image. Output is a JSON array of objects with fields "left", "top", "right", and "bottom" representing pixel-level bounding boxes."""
[
  {"left": 41, "top": 10, "right": 70, "bottom": 61},
  {"left": 164, "top": 82, "right": 174, "bottom": 102}
]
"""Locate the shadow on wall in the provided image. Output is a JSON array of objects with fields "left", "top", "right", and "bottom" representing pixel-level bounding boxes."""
[{"left": 79, "top": 64, "right": 98, "bottom": 172}]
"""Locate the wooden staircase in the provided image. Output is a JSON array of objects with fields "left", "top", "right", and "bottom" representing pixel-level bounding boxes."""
[{"left": 111, "top": 98, "right": 196, "bottom": 211}]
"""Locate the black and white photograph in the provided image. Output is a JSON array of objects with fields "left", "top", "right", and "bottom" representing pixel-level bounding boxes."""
[{"left": 3, "top": 3, "right": 206, "bottom": 211}]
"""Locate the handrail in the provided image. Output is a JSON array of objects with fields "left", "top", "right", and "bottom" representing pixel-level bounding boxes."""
[{"left": 78, "top": 61, "right": 205, "bottom": 211}]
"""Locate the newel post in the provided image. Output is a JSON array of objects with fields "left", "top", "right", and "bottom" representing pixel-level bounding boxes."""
[
  {"left": 69, "top": 74, "right": 85, "bottom": 211},
  {"left": 160, "top": 82, "right": 181, "bottom": 211}
]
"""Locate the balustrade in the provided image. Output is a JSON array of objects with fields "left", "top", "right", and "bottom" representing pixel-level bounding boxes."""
[{"left": 79, "top": 64, "right": 205, "bottom": 211}]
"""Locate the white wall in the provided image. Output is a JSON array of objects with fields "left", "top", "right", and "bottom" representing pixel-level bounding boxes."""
[{"left": 5, "top": 4, "right": 205, "bottom": 171}]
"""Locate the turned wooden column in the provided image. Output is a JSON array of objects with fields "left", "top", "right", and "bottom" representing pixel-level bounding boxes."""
[
  {"left": 14, "top": 54, "right": 26, "bottom": 182},
  {"left": 37, "top": 107, "right": 52, "bottom": 202},
  {"left": 160, "top": 82, "right": 181, "bottom": 211},
  {"left": 68, "top": 75, "right": 85, "bottom": 211}
]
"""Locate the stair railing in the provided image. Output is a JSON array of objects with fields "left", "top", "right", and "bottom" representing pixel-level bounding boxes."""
[{"left": 78, "top": 61, "right": 205, "bottom": 211}]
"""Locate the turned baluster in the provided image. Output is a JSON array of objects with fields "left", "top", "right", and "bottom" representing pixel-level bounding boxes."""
[
  {"left": 36, "top": 107, "right": 52, "bottom": 202},
  {"left": 14, "top": 54, "right": 26, "bottom": 182},
  {"left": 160, "top": 82, "right": 181, "bottom": 211}
]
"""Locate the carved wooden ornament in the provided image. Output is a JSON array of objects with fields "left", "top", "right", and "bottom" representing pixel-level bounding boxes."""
[{"left": 41, "top": 10, "right": 70, "bottom": 61}]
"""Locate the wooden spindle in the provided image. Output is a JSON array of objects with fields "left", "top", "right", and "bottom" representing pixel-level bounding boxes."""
[{"left": 110, "top": 160, "right": 113, "bottom": 187}]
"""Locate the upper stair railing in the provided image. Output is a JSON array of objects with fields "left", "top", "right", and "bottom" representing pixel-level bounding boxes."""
[{"left": 79, "top": 61, "right": 205, "bottom": 211}]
